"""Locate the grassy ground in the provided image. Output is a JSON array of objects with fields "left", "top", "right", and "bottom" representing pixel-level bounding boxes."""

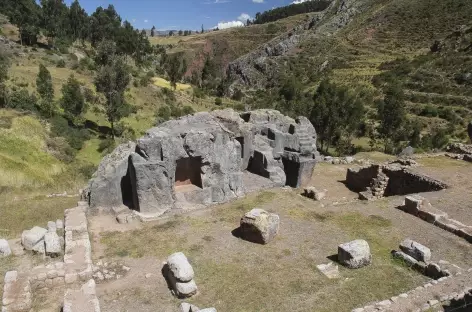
[
  {"left": 97, "top": 189, "right": 427, "bottom": 312},
  {"left": 152, "top": 77, "right": 191, "bottom": 91}
]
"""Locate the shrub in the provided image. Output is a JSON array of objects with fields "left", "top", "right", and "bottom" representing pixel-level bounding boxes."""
[
  {"left": 7, "top": 89, "right": 38, "bottom": 112},
  {"left": 56, "top": 59, "right": 66, "bottom": 68},
  {"left": 50, "top": 115, "right": 90, "bottom": 150},
  {"left": 181, "top": 105, "right": 195, "bottom": 115},
  {"left": 215, "top": 97, "right": 222, "bottom": 106},
  {"left": 98, "top": 138, "right": 116, "bottom": 154},
  {"left": 232, "top": 88, "right": 244, "bottom": 101}
]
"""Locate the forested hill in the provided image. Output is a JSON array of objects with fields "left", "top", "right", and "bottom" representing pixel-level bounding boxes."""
[{"left": 253, "top": 0, "right": 331, "bottom": 25}]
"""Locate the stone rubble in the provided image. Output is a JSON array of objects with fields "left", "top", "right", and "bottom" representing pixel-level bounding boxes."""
[
  {"left": 239, "top": 208, "right": 280, "bottom": 244},
  {"left": 1, "top": 271, "right": 32, "bottom": 312}
]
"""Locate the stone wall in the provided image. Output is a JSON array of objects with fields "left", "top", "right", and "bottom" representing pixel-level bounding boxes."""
[{"left": 346, "top": 164, "right": 447, "bottom": 200}]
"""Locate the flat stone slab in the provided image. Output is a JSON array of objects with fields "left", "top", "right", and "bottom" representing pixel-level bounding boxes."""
[
  {"left": 316, "top": 262, "right": 340, "bottom": 279},
  {"left": 399, "top": 238, "right": 431, "bottom": 262}
]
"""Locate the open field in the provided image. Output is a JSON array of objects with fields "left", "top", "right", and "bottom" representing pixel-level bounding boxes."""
[
  {"left": 88, "top": 157, "right": 472, "bottom": 312},
  {"left": 152, "top": 77, "right": 191, "bottom": 91}
]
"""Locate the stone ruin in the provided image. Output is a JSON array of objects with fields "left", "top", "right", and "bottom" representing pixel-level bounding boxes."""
[
  {"left": 84, "top": 109, "right": 318, "bottom": 219},
  {"left": 345, "top": 163, "right": 447, "bottom": 200}
]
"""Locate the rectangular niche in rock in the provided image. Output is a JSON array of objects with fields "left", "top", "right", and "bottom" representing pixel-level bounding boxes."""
[{"left": 175, "top": 157, "right": 203, "bottom": 192}]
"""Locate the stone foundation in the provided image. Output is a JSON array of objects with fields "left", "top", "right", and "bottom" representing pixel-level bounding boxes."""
[{"left": 346, "top": 163, "right": 447, "bottom": 200}]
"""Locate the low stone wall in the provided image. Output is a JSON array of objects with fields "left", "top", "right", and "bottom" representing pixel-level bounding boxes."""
[
  {"left": 29, "top": 262, "right": 66, "bottom": 291},
  {"left": 346, "top": 165, "right": 381, "bottom": 192},
  {"left": 398, "top": 195, "right": 472, "bottom": 244},
  {"left": 383, "top": 167, "right": 447, "bottom": 196}
]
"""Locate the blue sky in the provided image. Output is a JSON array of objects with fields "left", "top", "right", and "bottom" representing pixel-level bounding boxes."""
[{"left": 64, "top": 0, "right": 297, "bottom": 31}]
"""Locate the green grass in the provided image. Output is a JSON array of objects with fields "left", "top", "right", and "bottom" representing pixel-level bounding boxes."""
[{"left": 0, "top": 195, "right": 78, "bottom": 239}]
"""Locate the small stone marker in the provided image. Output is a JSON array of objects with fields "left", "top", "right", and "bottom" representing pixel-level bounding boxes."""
[
  {"left": 0, "top": 239, "right": 12, "bottom": 257},
  {"left": 338, "top": 239, "right": 372, "bottom": 269},
  {"left": 239, "top": 208, "right": 279, "bottom": 244},
  {"left": 303, "top": 187, "right": 326, "bottom": 201}
]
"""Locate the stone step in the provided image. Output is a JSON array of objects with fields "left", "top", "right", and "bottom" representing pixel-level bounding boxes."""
[
  {"left": 2, "top": 271, "right": 32, "bottom": 312},
  {"left": 63, "top": 279, "right": 100, "bottom": 312}
]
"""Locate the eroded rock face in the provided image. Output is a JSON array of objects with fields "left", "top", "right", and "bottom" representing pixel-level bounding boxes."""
[
  {"left": 86, "top": 109, "right": 318, "bottom": 218},
  {"left": 240, "top": 208, "right": 280, "bottom": 244},
  {"left": 338, "top": 239, "right": 372, "bottom": 269}
]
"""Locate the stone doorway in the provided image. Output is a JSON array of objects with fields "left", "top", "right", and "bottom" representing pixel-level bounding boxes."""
[{"left": 175, "top": 157, "right": 203, "bottom": 192}]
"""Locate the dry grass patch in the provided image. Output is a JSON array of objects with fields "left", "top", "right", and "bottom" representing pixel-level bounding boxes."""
[{"left": 99, "top": 189, "right": 427, "bottom": 311}]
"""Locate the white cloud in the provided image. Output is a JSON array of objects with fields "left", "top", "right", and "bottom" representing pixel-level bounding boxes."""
[
  {"left": 292, "top": 0, "right": 310, "bottom": 3},
  {"left": 215, "top": 20, "right": 244, "bottom": 29},
  {"left": 144, "top": 19, "right": 149, "bottom": 23},
  {"left": 204, "top": 0, "right": 230, "bottom": 4},
  {"left": 252, "top": 0, "right": 264, "bottom": 3},
  {"left": 238, "top": 13, "right": 251, "bottom": 22}
]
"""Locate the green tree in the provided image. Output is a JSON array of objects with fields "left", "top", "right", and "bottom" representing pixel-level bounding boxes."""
[
  {"left": 94, "top": 56, "right": 131, "bottom": 138},
  {"left": 94, "top": 40, "right": 116, "bottom": 67},
  {"left": 8, "top": 0, "right": 41, "bottom": 45},
  {"left": 40, "top": 0, "right": 69, "bottom": 46},
  {"left": 178, "top": 30, "right": 183, "bottom": 36},
  {"left": 377, "top": 84, "right": 407, "bottom": 153},
  {"left": 68, "top": 0, "right": 89, "bottom": 44},
  {"left": 36, "top": 64, "right": 55, "bottom": 117},
  {"left": 201, "top": 24, "right": 204, "bottom": 33},
  {"left": 151, "top": 26, "right": 156, "bottom": 37},
  {"left": 61, "top": 75, "right": 85, "bottom": 120},
  {"left": 165, "top": 54, "right": 187, "bottom": 90},
  {"left": 0, "top": 46, "right": 11, "bottom": 107}
]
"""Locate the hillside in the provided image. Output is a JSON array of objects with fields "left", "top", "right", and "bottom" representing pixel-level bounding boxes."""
[{"left": 227, "top": 0, "right": 472, "bottom": 140}]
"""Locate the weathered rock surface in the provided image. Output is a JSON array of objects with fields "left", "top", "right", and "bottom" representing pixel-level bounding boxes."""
[
  {"left": 0, "top": 239, "right": 11, "bottom": 257},
  {"left": 21, "top": 226, "right": 47, "bottom": 250},
  {"left": 180, "top": 302, "right": 200, "bottom": 312},
  {"left": 338, "top": 239, "right": 372, "bottom": 269},
  {"left": 399, "top": 239, "right": 431, "bottom": 262},
  {"left": 86, "top": 109, "right": 318, "bottom": 218},
  {"left": 44, "top": 232, "right": 62, "bottom": 257},
  {"left": 167, "top": 252, "right": 194, "bottom": 283},
  {"left": 47, "top": 221, "right": 57, "bottom": 232},
  {"left": 240, "top": 208, "right": 280, "bottom": 244},
  {"left": 167, "top": 273, "right": 198, "bottom": 298}
]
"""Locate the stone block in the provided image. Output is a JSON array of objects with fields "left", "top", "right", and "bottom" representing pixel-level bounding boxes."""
[
  {"left": 240, "top": 208, "right": 279, "bottom": 244},
  {"left": 21, "top": 226, "right": 47, "bottom": 250},
  {"left": 391, "top": 250, "right": 418, "bottom": 267},
  {"left": 44, "top": 232, "right": 62, "bottom": 257},
  {"left": 167, "top": 252, "right": 194, "bottom": 283},
  {"left": 338, "top": 239, "right": 372, "bottom": 269},
  {"left": 0, "top": 239, "right": 12, "bottom": 257},
  {"left": 47, "top": 221, "right": 57, "bottom": 232},
  {"left": 404, "top": 195, "right": 425, "bottom": 215},
  {"left": 399, "top": 239, "right": 431, "bottom": 262}
]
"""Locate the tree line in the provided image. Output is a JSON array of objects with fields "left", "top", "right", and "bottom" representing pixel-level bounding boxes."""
[
  {"left": 253, "top": 0, "right": 331, "bottom": 25},
  {"left": 0, "top": 0, "right": 152, "bottom": 66}
]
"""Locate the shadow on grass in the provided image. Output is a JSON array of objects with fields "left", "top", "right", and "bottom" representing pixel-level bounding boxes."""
[
  {"left": 231, "top": 227, "right": 242, "bottom": 239},
  {"left": 327, "top": 254, "right": 340, "bottom": 264}
]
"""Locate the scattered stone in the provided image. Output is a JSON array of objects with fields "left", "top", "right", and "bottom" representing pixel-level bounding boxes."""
[
  {"left": 21, "top": 226, "right": 48, "bottom": 250},
  {"left": 316, "top": 262, "right": 340, "bottom": 279},
  {"left": 165, "top": 252, "right": 197, "bottom": 298},
  {"left": 145, "top": 273, "right": 152, "bottom": 279},
  {"left": 0, "top": 238, "right": 12, "bottom": 257},
  {"left": 399, "top": 239, "right": 431, "bottom": 262},
  {"left": 180, "top": 302, "right": 200, "bottom": 312},
  {"left": 338, "top": 239, "right": 372, "bottom": 269},
  {"left": 47, "top": 221, "right": 57, "bottom": 232},
  {"left": 239, "top": 208, "right": 279, "bottom": 244},
  {"left": 167, "top": 252, "right": 194, "bottom": 282},
  {"left": 56, "top": 219, "right": 64, "bottom": 229},
  {"left": 303, "top": 187, "right": 326, "bottom": 201},
  {"left": 44, "top": 232, "right": 62, "bottom": 257}
]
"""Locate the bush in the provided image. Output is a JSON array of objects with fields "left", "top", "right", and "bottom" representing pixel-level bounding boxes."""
[
  {"left": 232, "top": 88, "right": 244, "bottom": 101},
  {"left": 56, "top": 59, "right": 66, "bottom": 68},
  {"left": 181, "top": 105, "right": 195, "bottom": 116},
  {"left": 193, "top": 87, "right": 206, "bottom": 99},
  {"left": 50, "top": 115, "right": 90, "bottom": 150},
  {"left": 157, "top": 105, "right": 171, "bottom": 121},
  {"left": 98, "top": 138, "right": 116, "bottom": 154},
  {"left": 7, "top": 89, "right": 38, "bottom": 112},
  {"left": 215, "top": 97, "right": 222, "bottom": 106}
]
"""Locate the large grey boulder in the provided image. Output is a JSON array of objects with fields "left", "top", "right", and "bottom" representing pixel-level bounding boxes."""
[
  {"left": 167, "top": 252, "right": 194, "bottom": 283},
  {"left": 167, "top": 273, "right": 198, "bottom": 298},
  {"left": 44, "top": 232, "right": 62, "bottom": 257},
  {"left": 0, "top": 239, "right": 11, "bottom": 257},
  {"left": 399, "top": 239, "right": 431, "bottom": 262},
  {"left": 338, "top": 239, "right": 372, "bottom": 269},
  {"left": 21, "top": 226, "right": 47, "bottom": 250},
  {"left": 240, "top": 208, "right": 279, "bottom": 244}
]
